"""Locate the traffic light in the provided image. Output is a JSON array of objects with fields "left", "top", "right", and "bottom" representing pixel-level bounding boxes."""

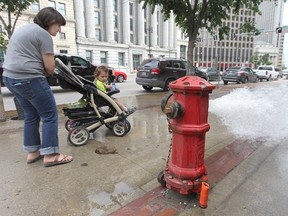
[{"left": 276, "top": 27, "right": 282, "bottom": 33}]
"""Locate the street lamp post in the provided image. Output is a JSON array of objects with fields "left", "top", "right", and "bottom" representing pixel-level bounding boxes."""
[{"left": 148, "top": 26, "right": 153, "bottom": 58}]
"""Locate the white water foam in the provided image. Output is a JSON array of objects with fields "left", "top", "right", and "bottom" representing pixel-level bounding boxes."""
[{"left": 209, "top": 84, "right": 288, "bottom": 142}]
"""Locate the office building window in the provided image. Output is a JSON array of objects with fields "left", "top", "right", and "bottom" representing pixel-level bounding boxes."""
[
  {"left": 94, "top": 0, "right": 99, "bottom": 7},
  {"left": 58, "top": 3, "right": 66, "bottom": 16},
  {"left": 113, "top": 0, "right": 117, "bottom": 12},
  {"left": 130, "top": 18, "right": 133, "bottom": 31},
  {"left": 130, "top": 34, "right": 134, "bottom": 43},
  {"left": 59, "top": 32, "right": 66, "bottom": 39},
  {"left": 180, "top": 45, "right": 186, "bottom": 59},
  {"left": 100, "top": 51, "right": 108, "bottom": 64},
  {"left": 129, "top": 3, "right": 133, "bottom": 15},
  {"left": 113, "top": 15, "right": 118, "bottom": 28},
  {"left": 48, "top": 0, "right": 56, "bottom": 8},
  {"left": 114, "top": 31, "right": 118, "bottom": 42},
  {"left": 118, "top": 52, "right": 125, "bottom": 66},
  {"left": 60, "top": 50, "right": 68, "bottom": 53},
  {"left": 86, "top": 50, "right": 93, "bottom": 62},
  {"left": 95, "top": 29, "right": 101, "bottom": 41},
  {"left": 95, "top": 12, "right": 100, "bottom": 25},
  {"left": 31, "top": 2, "right": 40, "bottom": 11}
]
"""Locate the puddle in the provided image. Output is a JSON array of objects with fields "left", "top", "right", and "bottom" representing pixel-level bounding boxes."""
[{"left": 87, "top": 181, "right": 134, "bottom": 208}]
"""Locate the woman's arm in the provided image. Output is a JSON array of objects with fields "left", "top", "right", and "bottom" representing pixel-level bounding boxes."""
[{"left": 42, "top": 54, "right": 55, "bottom": 76}]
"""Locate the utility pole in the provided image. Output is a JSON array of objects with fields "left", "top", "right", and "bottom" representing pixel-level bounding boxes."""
[{"left": 148, "top": 26, "right": 152, "bottom": 58}]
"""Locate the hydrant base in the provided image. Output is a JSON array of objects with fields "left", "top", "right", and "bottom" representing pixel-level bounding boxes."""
[{"left": 164, "top": 171, "right": 208, "bottom": 195}]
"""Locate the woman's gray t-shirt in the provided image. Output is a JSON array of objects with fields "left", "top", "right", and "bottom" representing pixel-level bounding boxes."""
[{"left": 3, "top": 23, "right": 54, "bottom": 79}]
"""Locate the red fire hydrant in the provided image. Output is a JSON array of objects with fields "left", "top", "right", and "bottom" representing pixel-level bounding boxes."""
[{"left": 158, "top": 76, "right": 215, "bottom": 195}]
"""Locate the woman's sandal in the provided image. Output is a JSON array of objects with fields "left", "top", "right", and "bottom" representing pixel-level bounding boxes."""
[
  {"left": 43, "top": 153, "right": 73, "bottom": 167},
  {"left": 27, "top": 151, "right": 43, "bottom": 164}
]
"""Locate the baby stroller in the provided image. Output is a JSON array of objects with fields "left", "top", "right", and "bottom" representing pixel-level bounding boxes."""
[{"left": 54, "top": 58, "right": 132, "bottom": 146}]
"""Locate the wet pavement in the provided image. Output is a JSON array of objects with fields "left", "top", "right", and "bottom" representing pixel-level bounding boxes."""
[{"left": 1, "top": 80, "right": 288, "bottom": 215}]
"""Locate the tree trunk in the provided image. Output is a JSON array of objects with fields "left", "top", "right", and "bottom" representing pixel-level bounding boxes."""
[
  {"left": 0, "top": 83, "right": 6, "bottom": 122},
  {"left": 186, "top": 34, "right": 197, "bottom": 75}
]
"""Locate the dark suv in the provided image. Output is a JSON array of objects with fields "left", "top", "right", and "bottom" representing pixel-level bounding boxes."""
[
  {"left": 136, "top": 58, "right": 207, "bottom": 91},
  {"left": 136, "top": 58, "right": 187, "bottom": 91}
]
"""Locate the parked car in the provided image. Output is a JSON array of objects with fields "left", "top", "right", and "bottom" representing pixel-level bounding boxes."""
[
  {"left": 52, "top": 54, "right": 115, "bottom": 88},
  {"left": 256, "top": 65, "right": 280, "bottom": 81},
  {"left": 222, "top": 66, "right": 258, "bottom": 85},
  {"left": 114, "top": 70, "right": 127, "bottom": 82},
  {"left": 196, "top": 67, "right": 219, "bottom": 81},
  {"left": 136, "top": 58, "right": 187, "bottom": 91},
  {"left": 136, "top": 58, "right": 207, "bottom": 91},
  {"left": 282, "top": 69, "right": 288, "bottom": 78}
]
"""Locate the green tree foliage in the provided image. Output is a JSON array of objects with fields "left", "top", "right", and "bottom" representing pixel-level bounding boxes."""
[
  {"left": 260, "top": 53, "right": 272, "bottom": 65},
  {"left": 249, "top": 55, "right": 261, "bottom": 68},
  {"left": 249, "top": 53, "right": 273, "bottom": 68},
  {"left": 0, "top": 0, "right": 37, "bottom": 49},
  {"left": 139, "top": 0, "right": 285, "bottom": 75}
]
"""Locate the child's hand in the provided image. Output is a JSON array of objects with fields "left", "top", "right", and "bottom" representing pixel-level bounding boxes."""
[{"left": 106, "top": 84, "right": 112, "bottom": 90}]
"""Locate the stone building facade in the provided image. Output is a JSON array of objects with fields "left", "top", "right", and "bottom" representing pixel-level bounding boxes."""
[{"left": 0, "top": 0, "right": 285, "bottom": 72}]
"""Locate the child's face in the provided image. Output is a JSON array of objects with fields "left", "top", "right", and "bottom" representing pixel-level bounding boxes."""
[{"left": 97, "top": 71, "right": 108, "bottom": 82}]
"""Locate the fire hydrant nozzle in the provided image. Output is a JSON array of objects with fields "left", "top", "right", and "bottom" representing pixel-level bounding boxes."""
[{"left": 163, "top": 102, "right": 184, "bottom": 119}]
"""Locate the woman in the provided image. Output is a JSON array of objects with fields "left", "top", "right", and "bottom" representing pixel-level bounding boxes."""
[{"left": 3, "top": 7, "right": 73, "bottom": 167}]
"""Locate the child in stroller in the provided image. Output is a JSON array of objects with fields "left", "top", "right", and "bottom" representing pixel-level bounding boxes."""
[
  {"left": 93, "top": 65, "right": 136, "bottom": 115},
  {"left": 54, "top": 58, "right": 135, "bottom": 146}
]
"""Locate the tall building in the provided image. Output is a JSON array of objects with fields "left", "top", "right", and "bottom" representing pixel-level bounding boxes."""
[
  {"left": 254, "top": 0, "right": 285, "bottom": 68},
  {"left": 192, "top": 6, "right": 256, "bottom": 71},
  {"left": 73, "top": 0, "right": 176, "bottom": 73}
]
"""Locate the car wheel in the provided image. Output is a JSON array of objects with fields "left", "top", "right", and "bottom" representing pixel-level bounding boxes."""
[
  {"left": 242, "top": 77, "right": 248, "bottom": 84},
  {"left": 267, "top": 76, "right": 270, "bottom": 82},
  {"left": 164, "top": 78, "right": 175, "bottom": 91},
  {"left": 117, "top": 75, "right": 125, "bottom": 83},
  {"left": 224, "top": 81, "right": 228, "bottom": 85},
  {"left": 142, "top": 85, "right": 153, "bottom": 91}
]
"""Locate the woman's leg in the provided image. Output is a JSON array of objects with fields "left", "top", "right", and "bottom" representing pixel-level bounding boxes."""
[
  {"left": 3, "top": 77, "right": 41, "bottom": 153},
  {"left": 4, "top": 77, "right": 72, "bottom": 165},
  {"left": 26, "top": 77, "right": 59, "bottom": 155},
  {"left": 25, "top": 78, "right": 72, "bottom": 165}
]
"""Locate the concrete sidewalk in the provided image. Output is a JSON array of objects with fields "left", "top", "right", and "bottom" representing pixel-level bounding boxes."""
[{"left": 1, "top": 86, "right": 288, "bottom": 216}]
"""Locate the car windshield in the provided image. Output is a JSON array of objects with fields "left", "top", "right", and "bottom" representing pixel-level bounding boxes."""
[
  {"left": 258, "top": 66, "right": 272, "bottom": 71},
  {"left": 139, "top": 59, "right": 159, "bottom": 68},
  {"left": 226, "top": 67, "right": 241, "bottom": 71},
  {"left": 198, "top": 67, "right": 207, "bottom": 72}
]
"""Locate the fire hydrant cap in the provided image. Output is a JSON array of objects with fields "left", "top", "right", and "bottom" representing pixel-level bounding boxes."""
[{"left": 169, "top": 76, "right": 216, "bottom": 92}]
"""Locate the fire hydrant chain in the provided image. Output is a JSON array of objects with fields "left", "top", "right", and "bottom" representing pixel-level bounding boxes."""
[{"left": 165, "top": 117, "right": 173, "bottom": 171}]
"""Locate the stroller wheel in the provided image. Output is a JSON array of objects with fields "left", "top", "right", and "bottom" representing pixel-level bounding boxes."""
[
  {"left": 124, "top": 120, "right": 131, "bottom": 133},
  {"left": 112, "top": 120, "right": 130, "bottom": 137},
  {"left": 65, "top": 120, "right": 76, "bottom": 131},
  {"left": 68, "top": 127, "right": 89, "bottom": 146}
]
